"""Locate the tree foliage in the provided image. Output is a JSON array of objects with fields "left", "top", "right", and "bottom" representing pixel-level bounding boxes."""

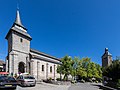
[
  {"left": 76, "top": 57, "right": 102, "bottom": 79},
  {"left": 57, "top": 55, "right": 73, "bottom": 81},
  {"left": 57, "top": 56, "right": 102, "bottom": 81},
  {"left": 103, "top": 60, "right": 120, "bottom": 81}
]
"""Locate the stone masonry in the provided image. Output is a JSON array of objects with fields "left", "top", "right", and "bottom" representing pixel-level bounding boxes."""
[{"left": 5, "top": 9, "right": 61, "bottom": 81}]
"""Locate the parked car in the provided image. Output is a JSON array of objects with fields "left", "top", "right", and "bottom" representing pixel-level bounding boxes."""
[
  {"left": 0, "top": 76, "right": 17, "bottom": 89},
  {"left": 17, "top": 75, "right": 36, "bottom": 87}
]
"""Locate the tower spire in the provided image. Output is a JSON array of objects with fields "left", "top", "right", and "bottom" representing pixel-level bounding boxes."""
[
  {"left": 14, "top": 1, "right": 25, "bottom": 28},
  {"left": 15, "top": 9, "right": 23, "bottom": 26},
  {"left": 17, "top": 1, "right": 19, "bottom": 10}
]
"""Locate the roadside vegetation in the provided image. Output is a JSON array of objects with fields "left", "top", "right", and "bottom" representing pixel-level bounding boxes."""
[
  {"left": 102, "top": 60, "right": 120, "bottom": 88},
  {"left": 57, "top": 55, "right": 102, "bottom": 83}
]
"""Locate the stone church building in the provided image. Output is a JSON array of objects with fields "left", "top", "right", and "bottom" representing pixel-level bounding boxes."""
[{"left": 5, "top": 9, "right": 61, "bottom": 80}]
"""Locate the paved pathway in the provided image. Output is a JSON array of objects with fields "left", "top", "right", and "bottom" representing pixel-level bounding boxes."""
[
  {"left": 68, "top": 83, "right": 102, "bottom": 90},
  {"left": 16, "top": 82, "right": 102, "bottom": 90},
  {"left": 17, "top": 82, "right": 70, "bottom": 90}
]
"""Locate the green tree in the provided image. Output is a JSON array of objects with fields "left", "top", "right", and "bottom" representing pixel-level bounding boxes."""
[
  {"left": 76, "top": 57, "right": 89, "bottom": 79},
  {"left": 86, "top": 62, "right": 93, "bottom": 78},
  {"left": 91, "top": 62, "right": 99, "bottom": 78},
  {"left": 96, "top": 64, "right": 102, "bottom": 78},
  {"left": 103, "top": 60, "right": 120, "bottom": 81},
  {"left": 77, "top": 57, "right": 102, "bottom": 80},
  {"left": 77, "top": 67, "right": 87, "bottom": 78},
  {"left": 71, "top": 57, "right": 79, "bottom": 79},
  {"left": 57, "top": 56, "right": 102, "bottom": 81},
  {"left": 57, "top": 55, "right": 73, "bottom": 81}
]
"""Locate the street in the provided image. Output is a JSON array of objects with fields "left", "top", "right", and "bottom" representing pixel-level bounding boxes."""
[
  {"left": 69, "top": 83, "right": 102, "bottom": 90},
  {"left": 17, "top": 82, "right": 70, "bottom": 90},
  {"left": 16, "top": 82, "right": 102, "bottom": 90}
]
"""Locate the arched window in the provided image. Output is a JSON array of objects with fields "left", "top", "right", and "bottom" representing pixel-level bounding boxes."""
[
  {"left": 20, "top": 38, "right": 23, "bottom": 43},
  {"left": 50, "top": 66, "right": 52, "bottom": 73},
  {"left": 18, "top": 62, "right": 25, "bottom": 73},
  {"left": 42, "top": 65, "right": 44, "bottom": 71}
]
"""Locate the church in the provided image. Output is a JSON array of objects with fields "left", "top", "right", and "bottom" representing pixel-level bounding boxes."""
[{"left": 5, "top": 9, "right": 61, "bottom": 80}]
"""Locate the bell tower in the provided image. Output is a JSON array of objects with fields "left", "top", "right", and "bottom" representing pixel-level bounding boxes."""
[
  {"left": 102, "top": 48, "right": 112, "bottom": 67},
  {"left": 5, "top": 9, "right": 32, "bottom": 75}
]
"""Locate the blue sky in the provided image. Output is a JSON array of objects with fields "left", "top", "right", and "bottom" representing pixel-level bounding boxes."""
[{"left": 0, "top": 0, "right": 120, "bottom": 65}]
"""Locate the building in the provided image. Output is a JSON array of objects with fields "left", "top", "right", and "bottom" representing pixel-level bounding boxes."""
[
  {"left": 0, "top": 60, "right": 5, "bottom": 72},
  {"left": 102, "top": 48, "right": 112, "bottom": 67},
  {"left": 5, "top": 9, "right": 61, "bottom": 80}
]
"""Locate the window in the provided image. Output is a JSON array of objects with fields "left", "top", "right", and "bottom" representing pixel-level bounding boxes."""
[
  {"left": 50, "top": 66, "right": 52, "bottom": 73},
  {"left": 42, "top": 65, "right": 44, "bottom": 71},
  {"left": 20, "top": 38, "right": 23, "bottom": 43},
  {"left": 24, "top": 76, "right": 35, "bottom": 79}
]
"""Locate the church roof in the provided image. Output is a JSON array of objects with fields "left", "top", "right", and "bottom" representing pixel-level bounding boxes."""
[
  {"left": 5, "top": 9, "right": 32, "bottom": 40},
  {"left": 32, "top": 55, "right": 62, "bottom": 64},
  {"left": 30, "top": 48, "right": 61, "bottom": 62},
  {"left": 5, "top": 25, "right": 32, "bottom": 40},
  {"left": 15, "top": 10, "right": 22, "bottom": 26},
  {"left": 14, "top": 9, "right": 26, "bottom": 30},
  {"left": 102, "top": 48, "right": 112, "bottom": 58}
]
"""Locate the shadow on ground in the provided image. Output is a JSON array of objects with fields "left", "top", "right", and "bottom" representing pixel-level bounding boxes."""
[
  {"left": 0, "top": 89, "right": 16, "bottom": 90},
  {"left": 91, "top": 84, "right": 119, "bottom": 90}
]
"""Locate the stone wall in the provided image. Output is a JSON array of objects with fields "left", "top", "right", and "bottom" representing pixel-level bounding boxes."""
[
  {"left": 12, "top": 32, "right": 30, "bottom": 54},
  {"left": 31, "top": 58, "right": 60, "bottom": 81}
]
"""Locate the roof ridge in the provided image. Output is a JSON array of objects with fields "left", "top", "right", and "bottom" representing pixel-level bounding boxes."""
[{"left": 30, "top": 48, "right": 60, "bottom": 61}]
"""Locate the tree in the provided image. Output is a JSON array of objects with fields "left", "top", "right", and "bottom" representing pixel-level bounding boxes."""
[
  {"left": 90, "top": 62, "right": 99, "bottom": 78},
  {"left": 57, "top": 56, "right": 102, "bottom": 81},
  {"left": 86, "top": 62, "right": 93, "bottom": 78},
  {"left": 57, "top": 55, "right": 73, "bottom": 81},
  {"left": 77, "top": 67, "right": 87, "bottom": 78},
  {"left": 77, "top": 57, "right": 91, "bottom": 79},
  {"left": 96, "top": 64, "right": 102, "bottom": 78},
  {"left": 77, "top": 57, "right": 102, "bottom": 80},
  {"left": 103, "top": 60, "right": 120, "bottom": 81},
  {"left": 71, "top": 57, "right": 79, "bottom": 79}
]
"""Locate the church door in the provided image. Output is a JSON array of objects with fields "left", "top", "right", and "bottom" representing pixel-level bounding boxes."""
[{"left": 18, "top": 62, "right": 25, "bottom": 73}]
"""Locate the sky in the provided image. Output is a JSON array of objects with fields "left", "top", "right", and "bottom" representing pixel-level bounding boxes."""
[{"left": 0, "top": 0, "right": 120, "bottom": 65}]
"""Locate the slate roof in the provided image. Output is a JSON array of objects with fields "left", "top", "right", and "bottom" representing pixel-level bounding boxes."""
[
  {"left": 5, "top": 10, "right": 32, "bottom": 40},
  {"left": 102, "top": 48, "right": 112, "bottom": 58},
  {"left": 30, "top": 48, "right": 61, "bottom": 62}
]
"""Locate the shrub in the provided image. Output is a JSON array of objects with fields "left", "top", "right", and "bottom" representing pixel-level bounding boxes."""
[
  {"left": 87, "top": 78, "right": 93, "bottom": 82},
  {"left": 71, "top": 80, "right": 76, "bottom": 84},
  {"left": 56, "top": 78, "right": 61, "bottom": 81},
  {"left": 117, "top": 79, "right": 120, "bottom": 88},
  {"left": 80, "top": 79, "right": 85, "bottom": 83},
  {"left": 49, "top": 77, "right": 52, "bottom": 81},
  {"left": 95, "top": 80, "right": 98, "bottom": 83}
]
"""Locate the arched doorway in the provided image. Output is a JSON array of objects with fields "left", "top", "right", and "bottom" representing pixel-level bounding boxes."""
[{"left": 18, "top": 62, "right": 25, "bottom": 73}]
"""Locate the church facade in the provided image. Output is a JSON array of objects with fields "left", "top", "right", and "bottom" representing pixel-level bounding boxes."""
[{"left": 5, "top": 10, "right": 61, "bottom": 80}]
